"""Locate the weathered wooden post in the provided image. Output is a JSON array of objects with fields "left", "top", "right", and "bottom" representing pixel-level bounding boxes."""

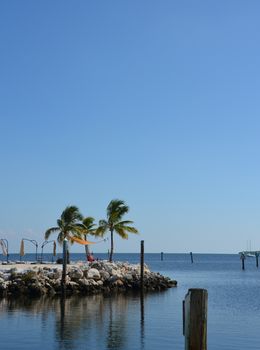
[
  {"left": 161, "top": 252, "right": 164, "bottom": 261},
  {"left": 183, "top": 288, "right": 208, "bottom": 350},
  {"left": 240, "top": 253, "right": 245, "bottom": 270},
  {"left": 255, "top": 253, "right": 259, "bottom": 268},
  {"left": 190, "top": 252, "right": 193, "bottom": 264},
  {"left": 140, "top": 240, "right": 144, "bottom": 290},
  {"left": 61, "top": 238, "right": 68, "bottom": 295}
]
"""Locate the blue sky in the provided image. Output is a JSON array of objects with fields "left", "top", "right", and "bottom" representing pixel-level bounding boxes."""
[{"left": 1, "top": 1, "right": 260, "bottom": 254}]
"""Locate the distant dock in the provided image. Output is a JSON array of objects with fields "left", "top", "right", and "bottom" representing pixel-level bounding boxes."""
[
  {"left": 238, "top": 250, "right": 260, "bottom": 256},
  {"left": 238, "top": 251, "right": 260, "bottom": 269}
]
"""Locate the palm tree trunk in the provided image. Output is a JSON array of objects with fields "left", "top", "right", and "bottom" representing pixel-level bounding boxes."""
[
  {"left": 109, "top": 229, "right": 114, "bottom": 262},
  {"left": 84, "top": 234, "right": 89, "bottom": 258}
]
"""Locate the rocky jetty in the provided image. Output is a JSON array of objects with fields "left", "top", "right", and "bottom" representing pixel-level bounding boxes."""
[{"left": 0, "top": 261, "right": 177, "bottom": 297}]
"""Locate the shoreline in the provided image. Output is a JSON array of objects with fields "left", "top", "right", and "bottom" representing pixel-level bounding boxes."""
[{"left": 0, "top": 260, "right": 177, "bottom": 297}]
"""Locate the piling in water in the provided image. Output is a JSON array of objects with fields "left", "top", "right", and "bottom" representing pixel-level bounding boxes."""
[
  {"left": 240, "top": 253, "right": 245, "bottom": 270},
  {"left": 183, "top": 288, "right": 208, "bottom": 350},
  {"left": 140, "top": 240, "right": 144, "bottom": 290}
]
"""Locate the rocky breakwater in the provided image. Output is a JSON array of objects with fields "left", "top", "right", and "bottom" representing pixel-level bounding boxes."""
[{"left": 0, "top": 261, "right": 177, "bottom": 297}]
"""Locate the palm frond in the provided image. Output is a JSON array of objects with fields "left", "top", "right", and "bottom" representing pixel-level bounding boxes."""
[
  {"left": 74, "top": 223, "right": 87, "bottom": 231},
  {"left": 82, "top": 216, "right": 96, "bottom": 228},
  {"left": 96, "top": 219, "right": 108, "bottom": 237},
  {"left": 91, "top": 229, "right": 103, "bottom": 237},
  {"left": 114, "top": 227, "right": 129, "bottom": 239},
  {"left": 98, "top": 219, "right": 108, "bottom": 227},
  {"left": 45, "top": 227, "right": 60, "bottom": 240},
  {"left": 66, "top": 223, "right": 85, "bottom": 236},
  {"left": 121, "top": 225, "right": 138, "bottom": 234},
  {"left": 107, "top": 199, "right": 129, "bottom": 223},
  {"left": 115, "top": 222, "right": 138, "bottom": 234},
  {"left": 44, "top": 204, "right": 87, "bottom": 248},
  {"left": 116, "top": 220, "right": 134, "bottom": 225},
  {"left": 57, "top": 232, "right": 65, "bottom": 244},
  {"left": 82, "top": 216, "right": 97, "bottom": 237},
  {"left": 61, "top": 205, "right": 83, "bottom": 224},
  {"left": 57, "top": 219, "right": 63, "bottom": 228},
  {"left": 107, "top": 199, "right": 125, "bottom": 216}
]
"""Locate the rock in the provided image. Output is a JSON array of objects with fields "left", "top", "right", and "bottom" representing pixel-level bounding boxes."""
[
  {"left": 108, "top": 275, "right": 118, "bottom": 283},
  {"left": 67, "top": 281, "right": 78, "bottom": 288},
  {"left": 87, "top": 268, "right": 100, "bottom": 280},
  {"left": 47, "top": 270, "right": 61, "bottom": 279},
  {"left": 111, "top": 269, "right": 122, "bottom": 278},
  {"left": 0, "top": 260, "right": 177, "bottom": 297},
  {"left": 85, "top": 278, "right": 97, "bottom": 287},
  {"left": 124, "top": 274, "right": 133, "bottom": 282},
  {"left": 78, "top": 278, "right": 90, "bottom": 287},
  {"left": 68, "top": 268, "right": 83, "bottom": 280},
  {"left": 100, "top": 271, "right": 110, "bottom": 280},
  {"left": 90, "top": 261, "right": 103, "bottom": 270},
  {"left": 114, "top": 279, "right": 124, "bottom": 287}
]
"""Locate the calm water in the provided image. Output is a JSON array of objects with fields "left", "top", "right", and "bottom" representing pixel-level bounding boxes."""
[{"left": 0, "top": 253, "right": 260, "bottom": 349}]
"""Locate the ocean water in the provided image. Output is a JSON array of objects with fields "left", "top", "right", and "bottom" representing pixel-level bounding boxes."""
[{"left": 0, "top": 253, "right": 259, "bottom": 349}]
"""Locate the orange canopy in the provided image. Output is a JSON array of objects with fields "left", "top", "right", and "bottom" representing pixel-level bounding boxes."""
[{"left": 69, "top": 236, "right": 97, "bottom": 245}]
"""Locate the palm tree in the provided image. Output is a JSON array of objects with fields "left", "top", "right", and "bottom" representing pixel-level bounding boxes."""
[
  {"left": 96, "top": 199, "right": 138, "bottom": 262},
  {"left": 45, "top": 205, "right": 84, "bottom": 247},
  {"left": 82, "top": 216, "right": 97, "bottom": 258}
]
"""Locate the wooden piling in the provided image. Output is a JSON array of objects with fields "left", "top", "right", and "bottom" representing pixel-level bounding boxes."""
[
  {"left": 161, "top": 252, "right": 164, "bottom": 261},
  {"left": 240, "top": 253, "right": 245, "bottom": 270},
  {"left": 256, "top": 253, "right": 259, "bottom": 268},
  {"left": 61, "top": 238, "right": 68, "bottom": 295},
  {"left": 190, "top": 252, "right": 193, "bottom": 264},
  {"left": 183, "top": 288, "right": 208, "bottom": 350},
  {"left": 140, "top": 240, "right": 144, "bottom": 290}
]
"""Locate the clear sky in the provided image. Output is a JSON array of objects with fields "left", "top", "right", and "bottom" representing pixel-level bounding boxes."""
[{"left": 1, "top": 0, "right": 260, "bottom": 254}]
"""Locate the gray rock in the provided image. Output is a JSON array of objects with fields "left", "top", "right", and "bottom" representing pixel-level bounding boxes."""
[
  {"left": 47, "top": 270, "right": 61, "bottom": 279},
  {"left": 87, "top": 268, "right": 100, "bottom": 280},
  {"left": 124, "top": 274, "right": 133, "bottom": 281},
  {"left": 0, "top": 259, "right": 177, "bottom": 296},
  {"left": 88, "top": 279, "right": 98, "bottom": 286},
  {"left": 78, "top": 278, "right": 90, "bottom": 287},
  {"left": 100, "top": 270, "right": 110, "bottom": 280},
  {"left": 68, "top": 281, "right": 78, "bottom": 288},
  {"left": 108, "top": 275, "right": 118, "bottom": 283},
  {"left": 68, "top": 268, "right": 83, "bottom": 280}
]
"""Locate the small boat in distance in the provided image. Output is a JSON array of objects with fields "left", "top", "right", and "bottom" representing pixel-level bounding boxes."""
[{"left": 246, "top": 253, "right": 255, "bottom": 258}]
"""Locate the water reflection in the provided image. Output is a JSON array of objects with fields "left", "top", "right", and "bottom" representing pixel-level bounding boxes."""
[
  {"left": 106, "top": 296, "right": 126, "bottom": 349},
  {"left": 55, "top": 294, "right": 107, "bottom": 349},
  {"left": 140, "top": 290, "right": 145, "bottom": 350},
  {"left": 0, "top": 292, "right": 147, "bottom": 350}
]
